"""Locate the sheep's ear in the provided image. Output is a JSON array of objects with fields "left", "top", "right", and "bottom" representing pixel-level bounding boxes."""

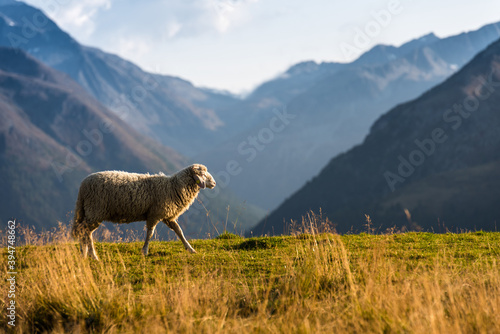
[{"left": 193, "top": 164, "right": 207, "bottom": 171}]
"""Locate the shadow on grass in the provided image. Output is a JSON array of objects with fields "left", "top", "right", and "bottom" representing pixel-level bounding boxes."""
[{"left": 232, "top": 237, "right": 285, "bottom": 250}]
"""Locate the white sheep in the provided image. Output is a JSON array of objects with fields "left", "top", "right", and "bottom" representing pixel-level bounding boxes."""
[{"left": 71, "top": 164, "right": 216, "bottom": 260}]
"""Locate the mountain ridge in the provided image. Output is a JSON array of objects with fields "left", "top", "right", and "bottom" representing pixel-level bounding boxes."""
[
  {"left": 251, "top": 37, "right": 500, "bottom": 235},
  {"left": 199, "top": 21, "right": 500, "bottom": 210},
  {"left": 0, "top": 46, "right": 264, "bottom": 236},
  {"left": 0, "top": 0, "right": 241, "bottom": 156}
]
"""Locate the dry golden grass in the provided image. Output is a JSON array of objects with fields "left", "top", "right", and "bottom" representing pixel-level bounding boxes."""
[{"left": 1, "top": 221, "right": 499, "bottom": 333}]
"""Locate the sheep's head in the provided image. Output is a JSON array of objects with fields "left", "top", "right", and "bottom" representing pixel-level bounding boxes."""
[{"left": 190, "top": 164, "right": 216, "bottom": 189}]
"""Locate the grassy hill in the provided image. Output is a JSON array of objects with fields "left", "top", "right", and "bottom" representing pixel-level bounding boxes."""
[{"left": 1, "top": 223, "right": 499, "bottom": 333}]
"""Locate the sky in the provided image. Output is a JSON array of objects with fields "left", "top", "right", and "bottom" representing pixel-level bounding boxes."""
[{"left": 22, "top": 0, "right": 500, "bottom": 94}]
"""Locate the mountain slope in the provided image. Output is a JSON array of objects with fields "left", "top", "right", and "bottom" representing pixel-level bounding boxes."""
[
  {"left": 0, "top": 47, "right": 181, "bottom": 229},
  {"left": 0, "top": 0, "right": 240, "bottom": 156},
  {"left": 200, "top": 22, "right": 500, "bottom": 210},
  {"left": 0, "top": 47, "right": 263, "bottom": 236},
  {"left": 252, "top": 38, "right": 500, "bottom": 235}
]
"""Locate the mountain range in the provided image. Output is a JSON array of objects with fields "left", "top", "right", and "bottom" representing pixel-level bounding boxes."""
[
  {"left": 2, "top": 0, "right": 500, "bottom": 236},
  {"left": 0, "top": 46, "right": 263, "bottom": 236},
  {"left": 252, "top": 37, "right": 500, "bottom": 235},
  {"left": 0, "top": 0, "right": 241, "bottom": 156},
  {"left": 5, "top": 0, "right": 499, "bottom": 215},
  {"left": 198, "top": 22, "right": 500, "bottom": 211}
]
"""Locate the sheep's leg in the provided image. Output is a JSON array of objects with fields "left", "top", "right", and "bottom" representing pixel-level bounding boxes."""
[
  {"left": 74, "top": 221, "right": 89, "bottom": 258},
  {"left": 83, "top": 222, "right": 101, "bottom": 261},
  {"left": 85, "top": 231, "right": 99, "bottom": 261},
  {"left": 88, "top": 229, "right": 99, "bottom": 261},
  {"left": 80, "top": 236, "right": 89, "bottom": 258},
  {"left": 142, "top": 220, "right": 159, "bottom": 256},
  {"left": 165, "top": 220, "right": 196, "bottom": 253}
]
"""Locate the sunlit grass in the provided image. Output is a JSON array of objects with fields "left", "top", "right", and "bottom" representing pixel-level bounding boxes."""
[{"left": 1, "top": 222, "right": 499, "bottom": 333}]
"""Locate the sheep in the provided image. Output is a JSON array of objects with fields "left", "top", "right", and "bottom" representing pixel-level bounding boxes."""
[{"left": 71, "top": 164, "right": 216, "bottom": 260}]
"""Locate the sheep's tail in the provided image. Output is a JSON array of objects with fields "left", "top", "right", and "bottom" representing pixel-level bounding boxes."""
[{"left": 71, "top": 191, "right": 85, "bottom": 240}]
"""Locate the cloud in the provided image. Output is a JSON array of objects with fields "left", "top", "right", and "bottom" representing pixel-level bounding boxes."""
[
  {"left": 31, "top": 0, "right": 112, "bottom": 40},
  {"left": 211, "top": 0, "right": 238, "bottom": 33},
  {"left": 166, "top": 20, "right": 182, "bottom": 39},
  {"left": 25, "top": 0, "right": 259, "bottom": 42},
  {"left": 157, "top": 0, "right": 259, "bottom": 39},
  {"left": 209, "top": 0, "right": 259, "bottom": 33},
  {"left": 63, "top": 0, "right": 111, "bottom": 25},
  {"left": 116, "top": 36, "right": 151, "bottom": 60}
]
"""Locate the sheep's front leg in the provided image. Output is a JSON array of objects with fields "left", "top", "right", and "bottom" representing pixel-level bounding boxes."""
[
  {"left": 165, "top": 220, "right": 196, "bottom": 253},
  {"left": 88, "top": 229, "right": 100, "bottom": 261},
  {"left": 84, "top": 222, "right": 101, "bottom": 261},
  {"left": 142, "top": 220, "right": 159, "bottom": 256}
]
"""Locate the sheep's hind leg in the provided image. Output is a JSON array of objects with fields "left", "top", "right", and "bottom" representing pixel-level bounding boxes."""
[
  {"left": 165, "top": 220, "right": 196, "bottom": 253},
  {"left": 74, "top": 222, "right": 89, "bottom": 258},
  {"left": 142, "top": 220, "right": 159, "bottom": 256},
  {"left": 80, "top": 236, "right": 89, "bottom": 258}
]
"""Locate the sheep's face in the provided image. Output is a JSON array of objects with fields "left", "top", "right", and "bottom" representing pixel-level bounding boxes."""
[{"left": 191, "top": 164, "right": 216, "bottom": 189}]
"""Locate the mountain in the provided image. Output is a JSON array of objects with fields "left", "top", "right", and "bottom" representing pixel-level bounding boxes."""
[
  {"left": 2, "top": 1, "right": 499, "bottom": 232},
  {"left": 251, "top": 37, "right": 500, "bottom": 235},
  {"left": 199, "top": 22, "right": 500, "bottom": 210},
  {"left": 244, "top": 33, "right": 440, "bottom": 109},
  {"left": 0, "top": 0, "right": 240, "bottom": 156},
  {"left": 0, "top": 47, "right": 263, "bottom": 236}
]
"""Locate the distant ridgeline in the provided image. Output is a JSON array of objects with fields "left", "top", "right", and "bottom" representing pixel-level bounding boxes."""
[{"left": 253, "top": 37, "right": 500, "bottom": 235}]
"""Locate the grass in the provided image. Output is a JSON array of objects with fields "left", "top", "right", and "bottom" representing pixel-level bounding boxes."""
[{"left": 1, "top": 225, "right": 500, "bottom": 333}]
